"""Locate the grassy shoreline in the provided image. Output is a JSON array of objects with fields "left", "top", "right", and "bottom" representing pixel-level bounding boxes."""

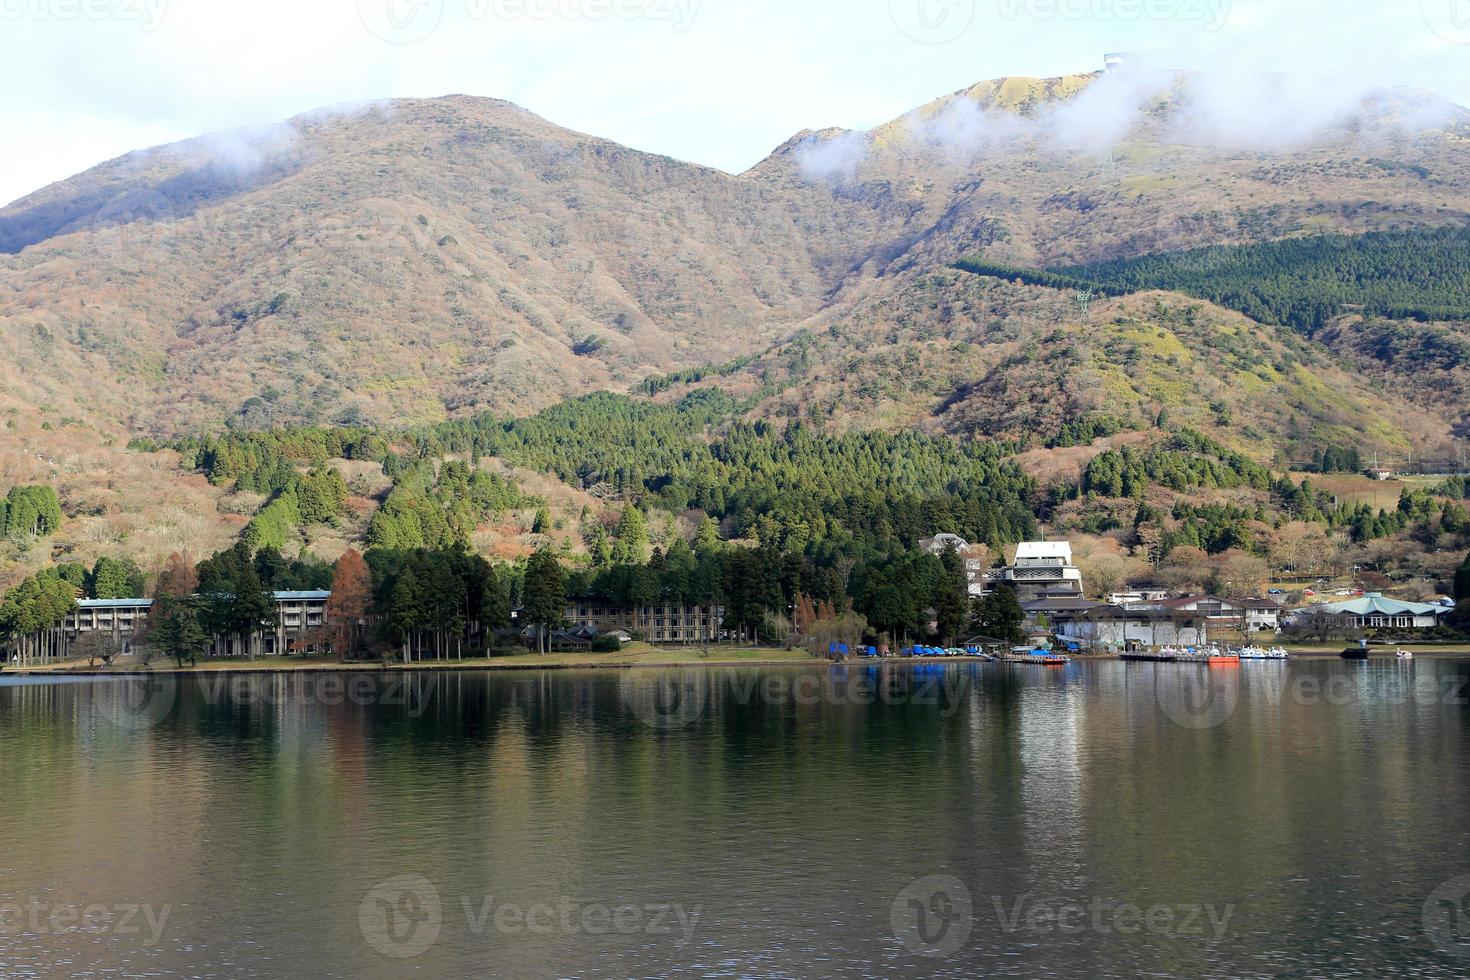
[
  {"left": 6, "top": 644, "right": 1468, "bottom": 678},
  {"left": 3, "top": 644, "right": 816, "bottom": 677}
]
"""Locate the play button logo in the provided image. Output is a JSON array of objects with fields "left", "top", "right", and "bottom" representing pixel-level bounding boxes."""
[
  {"left": 891, "top": 0, "right": 976, "bottom": 43},
  {"left": 1424, "top": 0, "right": 1470, "bottom": 44},
  {"left": 359, "top": 0, "right": 444, "bottom": 44}
]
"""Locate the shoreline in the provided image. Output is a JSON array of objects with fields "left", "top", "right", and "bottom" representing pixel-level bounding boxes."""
[{"left": 6, "top": 647, "right": 1467, "bottom": 679}]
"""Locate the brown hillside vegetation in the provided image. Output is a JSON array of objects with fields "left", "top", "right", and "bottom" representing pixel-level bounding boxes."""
[
  {"left": 2, "top": 72, "right": 1469, "bottom": 438},
  {"left": 2, "top": 71, "right": 1470, "bottom": 585},
  {"left": 715, "top": 271, "right": 1453, "bottom": 463}
]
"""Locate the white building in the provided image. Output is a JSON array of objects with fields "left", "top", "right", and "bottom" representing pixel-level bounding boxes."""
[
  {"left": 59, "top": 591, "right": 330, "bottom": 657},
  {"left": 1299, "top": 594, "right": 1444, "bottom": 631},
  {"left": 1156, "top": 596, "right": 1283, "bottom": 634},
  {"left": 993, "top": 542, "right": 1085, "bottom": 603},
  {"left": 1030, "top": 599, "right": 1209, "bottom": 650}
]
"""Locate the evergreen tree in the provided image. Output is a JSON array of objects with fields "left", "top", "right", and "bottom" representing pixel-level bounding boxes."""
[
  {"left": 88, "top": 556, "right": 145, "bottom": 599},
  {"left": 522, "top": 549, "right": 567, "bottom": 654},
  {"left": 532, "top": 506, "right": 552, "bottom": 534},
  {"left": 693, "top": 517, "right": 722, "bottom": 555},
  {"left": 934, "top": 544, "right": 970, "bottom": 644},
  {"left": 1456, "top": 553, "right": 1470, "bottom": 604},
  {"left": 481, "top": 564, "right": 513, "bottom": 634},
  {"left": 612, "top": 504, "right": 649, "bottom": 565},
  {"left": 974, "top": 586, "right": 1026, "bottom": 645},
  {"left": 151, "top": 594, "right": 207, "bottom": 667},
  {"left": 2, "top": 485, "right": 64, "bottom": 543}
]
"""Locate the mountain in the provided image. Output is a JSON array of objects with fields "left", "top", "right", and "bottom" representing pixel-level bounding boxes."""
[
  {"left": 0, "top": 97, "right": 905, "bottom": 433},
  {"left": 4, "top": 71, "right": 1469, "bottom": 438},
  {"left": 3, "top": 69, "right": 1470, "bottom": 586}
]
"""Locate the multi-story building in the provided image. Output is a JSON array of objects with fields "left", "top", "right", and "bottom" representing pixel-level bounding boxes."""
[
  {"left": 563, "top": 599, "right": 723, "bottom": 644},
  {"left": 52, "top": 598, "right": 154, "bottom": 660},
  {"left": 1155, "top": 596, "right": 1283, "bottom": 635},
  {"left": 921, "top": 533, "right": 992, "bottom": 597},
  {"left": 1026, "top": 598, "right": 1209, "bottom": 650},
  {"left": 262, "top": 591, "right": 330, "bottom": 655},
  {"left": 52, "top": 591, "right": 331, "bottom": 659},
  {"left": 992, "top": 542, "right": 1086, "bottom": 603}
]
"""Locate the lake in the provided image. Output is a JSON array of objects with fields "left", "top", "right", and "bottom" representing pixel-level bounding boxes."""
[{"left": 2, "top": 659, "right": 1469, "bottom": 977}]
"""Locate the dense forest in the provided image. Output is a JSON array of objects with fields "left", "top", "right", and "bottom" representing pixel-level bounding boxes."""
[
  {"left": 0, "top": 485, "right": 63, "bottom": 545},
  {"left": 415, "top": 391, "right": 1039, "bottom": 556},
  {"left": 957, "top": 227, "right": 1470, "bottom": 336},
  {"left": 10, "top": 367, "right": 1470, "bottom": 659}
]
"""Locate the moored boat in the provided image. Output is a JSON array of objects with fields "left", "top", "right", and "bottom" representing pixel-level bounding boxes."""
[
  {"left": 1119, "top": 649, "right": 1178, "bottom": 662},
  {"left": 1237, "top": 646, "right": 1290, "bottom": 661},
  {"left": 1004, "top": 646, "right": 1071, "bottom": 667}
]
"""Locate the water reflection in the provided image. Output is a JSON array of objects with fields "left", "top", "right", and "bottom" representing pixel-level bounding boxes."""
[{"left": 0, "top": 660, "right": 1467, "bottom": 977}]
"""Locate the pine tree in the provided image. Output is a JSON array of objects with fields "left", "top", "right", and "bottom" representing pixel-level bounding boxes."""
[
  {"left": 974, "top": 586, "right": 1026, "bottom": 645},
  {"left": 89, "top": 557, "right": 145, "bottom": 599},
  {"left": 934, "top": 544, "right": 970, "bottom": 644},
  {"left": 482, "top": 565, "right": 512, "bottom": 634},
  {"left": 152, "top": 594, "right": 207, "bottom": 667},
  {"left": 693, "top": 517, "right": 722, "bottom": 555},
  {"left": 612, "top": 504, "right": 649, "bottom": 565},
  {"left": 522, "top": 549, "right": 566, "bottom": 654}
]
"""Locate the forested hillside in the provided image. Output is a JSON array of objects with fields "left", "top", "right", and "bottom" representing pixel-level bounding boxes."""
[
  {"left": 5, "top": 71, "right": 1470, "bottom": 647},
  {"left": 958, "top": 227, "right": 1470, "bottom": 335}
]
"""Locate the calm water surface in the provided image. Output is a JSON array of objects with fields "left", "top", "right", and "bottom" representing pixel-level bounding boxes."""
[{"left": 2, "top": 660, "right": 1469, "bottom": 978}]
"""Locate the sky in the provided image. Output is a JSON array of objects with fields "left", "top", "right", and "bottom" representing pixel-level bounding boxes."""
[{"left": 2, "top": 0, "right": 1469, "bottom": 206}]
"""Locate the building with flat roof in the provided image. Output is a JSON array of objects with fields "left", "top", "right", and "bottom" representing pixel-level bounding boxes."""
[
  {"left": 1156, "top": 595, "right": 1283, "bottom": 635},
  {"left": 31, "top": 591, "right": 333, "bottom": 664},
  {"left": 563, "top": 599, "right": 722, "bottom": 644},
  {"left": 1025, "top": 598, "right": 1209, "bottom": 650},
  {"left": 992, "top": 541, "right": 1085, "bottom": 602}
]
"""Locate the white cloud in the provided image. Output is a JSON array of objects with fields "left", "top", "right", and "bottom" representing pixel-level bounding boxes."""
[{"left": 1, "top": 0, "right": 1467, "bottom": 205}]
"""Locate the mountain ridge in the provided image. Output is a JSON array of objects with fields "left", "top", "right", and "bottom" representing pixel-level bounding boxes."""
[{"left": 1, "top": 72, "right": 1468, "bottom": 442}]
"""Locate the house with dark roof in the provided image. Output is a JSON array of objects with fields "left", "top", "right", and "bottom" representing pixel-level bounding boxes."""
[
  {"left": 1154, "top": 596, "right": 1283, "bottom": 634},
  {"left": 1023, "top": 598, "right": 1209, "bottom": 650}
]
